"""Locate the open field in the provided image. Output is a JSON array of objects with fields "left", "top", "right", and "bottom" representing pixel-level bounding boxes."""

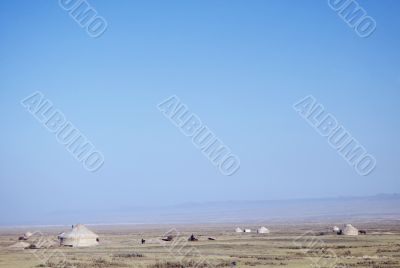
[{"left": 0, "top": 220, "right": 399, "bottom": 268}]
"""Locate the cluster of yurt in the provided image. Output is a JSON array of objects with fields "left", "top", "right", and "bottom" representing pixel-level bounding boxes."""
[
  {"left": 234, "top": 227, "right": 251, "bottom": 233},
  {"left": 58, "top": 224, "right": 99, "bottom": 247},
  {"left": 7, "top": 224, "right": 99, "bottom": 250},
  {"left": 235, "top": 227, "right": 270, "bottom": 234},
  {"left": 7, "top": 222, "right": 365, "bottom": 252}
]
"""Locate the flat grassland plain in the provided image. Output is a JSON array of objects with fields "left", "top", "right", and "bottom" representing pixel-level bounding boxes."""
[{"left": 0, "top": 220, "right": 399, "bottom": 268}]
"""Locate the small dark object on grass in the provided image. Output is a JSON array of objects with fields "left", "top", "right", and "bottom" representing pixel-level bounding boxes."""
[
  {"left": 27, "top": 244, "right": 38, "bottom": 249},
  {"left": 231, "top": 261, "right": 237, "bottom": 267},
  {"left": 208, "top": 237, "right": 216, "bottom": 240},
  {"left": 188, "top": 234, "right": 198, "bottom": 241},
  {"left": 162, "top": 235, "right": 174, "bottom": 242},
  {"left": 359, "top": 230, "right": 367, "bottom": 235},
  {"left": 141, "top": 238, "right": 145, "bottom": 244},
  {"left": 114, "top": 252, "right": 144, "bottom": 258}
]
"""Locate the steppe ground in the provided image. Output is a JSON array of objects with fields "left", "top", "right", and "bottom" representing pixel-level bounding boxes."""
[{"left": 0, "top": 220, "right": 399, "bottom": 268}]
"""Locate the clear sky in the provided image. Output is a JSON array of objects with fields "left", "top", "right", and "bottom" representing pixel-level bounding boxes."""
[{"left": 0, "top": 0, "right": 399, "bottom": 225}]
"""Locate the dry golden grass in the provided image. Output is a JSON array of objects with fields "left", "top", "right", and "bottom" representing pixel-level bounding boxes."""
[{"left": 0, "top": 221, "right": 399, "bottom": 268}]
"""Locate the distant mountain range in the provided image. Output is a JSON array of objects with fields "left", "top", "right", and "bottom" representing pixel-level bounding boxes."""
[{"left": 4, "top": 194, "right": 400, "bottom": 227}]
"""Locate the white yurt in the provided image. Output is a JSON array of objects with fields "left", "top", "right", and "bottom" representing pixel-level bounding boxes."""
[
  {"left": 243, "top": 229, "right": 251, "bottom": 233},
  {"left": 343, "top": 224, "right": 358, "bottom": 236},
  {"left": 257, "top": 226, "right": 270, "bottom": 234},
  {"left": 58, "top": 224, "right": 99, "bottom": 247},
  {"left": 235, "top": 227, "right": 243, "bottom": 233},
  {"left": 24, "top": 232, "right": 33, "bottom": 239}
]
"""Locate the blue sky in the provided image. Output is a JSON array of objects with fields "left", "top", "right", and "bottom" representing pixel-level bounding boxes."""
[{"left": 0, "top": 0, "right": 399, "bottom": 225}]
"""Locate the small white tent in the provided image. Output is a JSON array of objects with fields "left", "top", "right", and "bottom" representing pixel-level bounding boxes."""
[
  {"left": 235, "top": 227, "right": 243, "bottom": 233},
  {"left": 333, "top": 226, "right": 340, "bottom": 233},
  {"left": 257, "top": 226, "right": 270, "bottom": 234},
  {"left": 343, "top": 224, "right": 358, "bottom": 236},
  {"left": 58, "top": 224, "right": 99, "bottom": 247},
  {"left": 24, "top": 232, "right": 33, "bottom": 239}
]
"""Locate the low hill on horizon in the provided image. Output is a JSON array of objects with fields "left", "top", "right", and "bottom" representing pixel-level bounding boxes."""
[{"left": 4, "top": 194, "right": 400, "bottom": 227}]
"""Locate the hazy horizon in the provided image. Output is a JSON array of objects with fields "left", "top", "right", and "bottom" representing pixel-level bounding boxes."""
[{"left": 1, "top": 193, "right": 399, "bottom": 226}]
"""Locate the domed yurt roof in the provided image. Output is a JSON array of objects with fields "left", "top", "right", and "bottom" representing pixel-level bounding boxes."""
[
  {"left": 343, "top": 224, "right": 358, "bottom": 236},
  {"left": 58, "top": 224, "right": 99, "bottom": 247},
  {"left": 257, "top": 226, "right": 270, "bottom": 234}
]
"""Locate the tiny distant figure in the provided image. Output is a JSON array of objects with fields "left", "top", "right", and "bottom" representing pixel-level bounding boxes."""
[
  {"left": 337, "top": 229, "right": 343, "bottom": 235},
  {"left": 231, "top": 261, "right": 237, "bottom": 267},
  {"left": 188, "top": 234, "right": 198, "bottom": 241},
  {"left": 72, "top": 225, "right": 74, "bottom": 229},
  {"left": 359, "top": 230, "right": 367, "bottom": 235},
  {"left": 141, "top": 238, "right": 146, "bottom": 244}
]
